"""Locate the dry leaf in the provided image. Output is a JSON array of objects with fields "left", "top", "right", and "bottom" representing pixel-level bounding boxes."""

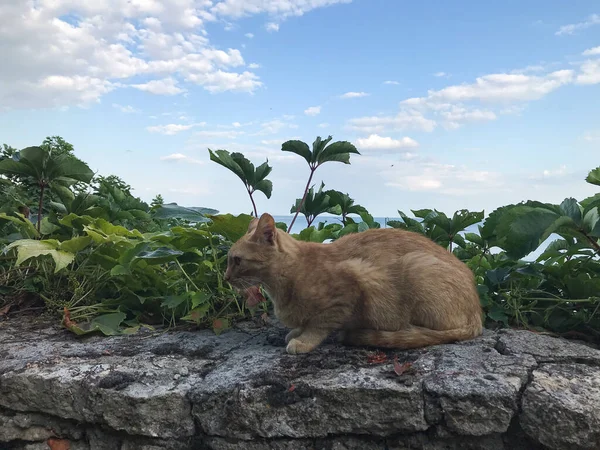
[
  {"left": 367, "top": 350, "right": 387, "bottom": 364},
  {"left": 47, "top": 438, "right": 70, "bottom": 450},
  {"left": 0, "top": 304, "right": 11, "bottom": 316},
  {"left": 393, "top": 356, "right": 413, "bottom": 376}
]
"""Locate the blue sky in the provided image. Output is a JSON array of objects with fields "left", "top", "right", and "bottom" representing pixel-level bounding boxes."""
[{"left": 1, "top": 0, "right": 599, "bottom": 217}]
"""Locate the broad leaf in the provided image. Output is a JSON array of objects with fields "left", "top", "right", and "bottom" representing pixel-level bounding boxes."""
[
  {"left": 136, "top": 247, "right": 184, "bottom": 264},
  {"left": 559, "top": 198, "right": 582, "bottom": 225},
  {"left": 209, "top": 149, "right": 246, "bottom": 181},
  {"left": 66, "top": 312, "right": 127, "bottom": 336},
  {"left": 281, "top": 140, "right": 312, "bottom": 165},
  {"left": 316, "top": 140, "right": 359, "bottom": 165},
  {"left": 207, "top": 213, "right": 254, "bottom": 242},
  {"left": 583, "top": 207, "right": 600, "bottom": 237},
  {"left": 5, "top": 239, "right": 74, "bottom": 272},
  {"left": 254, "top": 179, "right": 273, "bottom": 199},
  {"left": 586, "top": 166, "right": 600, "bottom": 186}
]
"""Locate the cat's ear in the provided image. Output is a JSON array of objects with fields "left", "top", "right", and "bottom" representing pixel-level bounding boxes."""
[
  {"left": 252, "top": 213, "right": 276, "bottom": 245},
  {"left": 247, "top": 217, "right": 259, "bottom": 234}
]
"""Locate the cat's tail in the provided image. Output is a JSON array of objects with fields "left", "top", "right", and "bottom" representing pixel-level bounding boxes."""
[{"left": 341, "top": 323, "right": 482, "bottom": 350}]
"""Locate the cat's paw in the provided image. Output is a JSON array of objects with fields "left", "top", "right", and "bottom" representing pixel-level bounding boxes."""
[
  {"left": 285, "top": 328, "right": 302, "bottom": 344},
  {"left": 286, "top": 338, "right": 314, "bottom": 354}
]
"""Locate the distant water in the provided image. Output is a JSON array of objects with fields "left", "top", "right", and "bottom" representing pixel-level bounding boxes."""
[{"left": 272, "top": 214, "right": 550, "bottom": 262}]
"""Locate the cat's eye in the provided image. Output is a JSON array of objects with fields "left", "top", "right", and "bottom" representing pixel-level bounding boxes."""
[{"left": 233, "top": 256, "right": 241, "bottom": 266}]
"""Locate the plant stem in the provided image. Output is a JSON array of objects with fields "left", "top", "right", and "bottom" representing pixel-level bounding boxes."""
[
  {"left": 288, "top": 166, "right": 316, "bottom": 233},
  {"left": 37, "top": 182, "right": 46, "bottom": 233},
  {"left": 175, "top": 259, "right": 201, "bottom": 291},
  {"left": 583, "top": 232, "right": 600, "bottom": 256},
  {"left": 247, "top": 187, "right": 258, "bottom": 217}
]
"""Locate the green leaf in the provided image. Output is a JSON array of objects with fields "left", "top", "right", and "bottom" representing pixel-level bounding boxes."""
[
  {"left": 181, "top": 304, "right": 210, "bottom": 324},
  {"left": 585, "top": 166, "right": 600, "bottom": 186},
  {"left": 49, "top": 201, "right": 68, "bottom": 214},
  {"left": 0, "top": 213, "right": 39, "bottom": 238},
  {"left": 559, "top": 198, "right": 582, "bottom": 225},
  {"left": 190, "top": 291, "right": 211, "bottom": 308},
  {"left": 53, "top": 156, "right": 94, "bottom": 183},
  {"left": 465, "top": 232, "right": 483, "bottom": 246},
  {"left": 397, "top": 211, "right": 425, "bottom": 234},
  {"left": 290, "top": 182, "right": 333, "bottom": 224},
  {"left": 581, "top": 193, "right": 600, "bottom": 216},
  {"left": 411, "top": 209, "right": 434, "bottom": 219},
  {"left": 136, "top": 247, "right": 184, "bottom": 264},
  {"left": 110, "top": 265, "right": 130, "bottom": 276},
  {"left": 0, "top": 159, "right": 36, "bottom": 178},
  {"left": 207, "top": 213, "right": 254, "bottom": 242},
  {"left": 66, "top": 312, "right": 127, "bottom": 336},
  {"left": 450, "top": 210, "right": 484, "bottom": 235},
  {"left": 316, "top": 140, "right": 360, "bottom": 165},
  {"left": 488, "top": 204, "right": 577, "bottom": 258},
  {"left": 487, "top": 305, "right": 509, "bottom": 325},
  {"left": 486, "top": 267, "right": 511, "bottom": 285},
  {"left": 39, "top": 217, "right": 60, "bottom": 235},
  {"left": 162, "top": 295, "right": 187, "bottom": 310},
  {"left": 583, "top": 207, "right": 600, "bottom": 237},
  {"left": 59, "top": 236, "right": 92, "bottom": 253},
  {"left": 275, "top": 222, "right": 288, "bottom": 232},
  {"left": 281, "top": 140, "right": 312, "bottom": 165},
  {"left": 296, "top": 224, "right": 341, "bottom": 242},
  {"left": 254, "top": 179, "right": 273, "bottom": 199},
  {"left": 254, "top": 161, "right": 272, "bottom": 182},
  {"left": 5, "top": 239, "right": 74, "bottom": 273}
]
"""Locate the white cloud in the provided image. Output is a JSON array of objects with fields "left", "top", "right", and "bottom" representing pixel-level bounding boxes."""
[
  {"left": 248, "top": 63, "right": 261, "bottom": 69},
  {"left": 411, "top": 70, "right": 574, "bottom": 104},
  {"left": 265, "top": 22, "right": 280, "bottom": 32},
  {"left": 112, "top": 103, "right": 140, "bottom": 113},
  {"left": 0, "top": 0, "right": 273, "bottom": 109},
  {"left": 381, "top": 160, "right": 504, "bottom": 195},
  {"left": 582, "top": 131, "right": 600, "bottom": 142},
  {"left": 355, "top": 134, "right": 419, "bottom": 150},
  {"left": 340, "top": 91, "right": 369, "bottom": 99},
  {"left": 510, "top": 65, "right": 547, "bottom": 74},
  {"left": 556, "top": 14, "right": 600, "bottom": 36},
  {"left": 190, "top": 70, "right": 262, "bottom": 93},
  {"left": 245, "top": 33, "right": 254, "bottom": 38},
  {"left": 304, "top": 106, "right": 321, "bottom": 116},
  {"left": 195, "top": 130, "right": 244, "bottom": 139},
  {"left": 318, "top": 122, "right": 330, "bottom": 128},
  {"left": 211, "top": 0, "right": 352, "bottom": 22},
  {"left": 583, "top": 46, "right": 600, "bottom": 56},
  {"left": 535, "top": 165, "right": 568, "bottom": 180},
  {"left": 348, "top": 110, "right": 437, "bottom": 133},
  {"left": 576, "top": 59, "right": 600, "bottom": 85},
  {"left": 255, "top": 119, "right": 298, "bottom": 135},
  {"left": 160, "top": 153, "right": 203, "bottom": 164},
  {"left": 383, "top": 80, "right": 399, "bottom": 85},
  {"left": 434, "top": 72, "right": 449, "bottom": 78},
  {"left": 147, "top": 123, "right": 204, "bottom": 135}
]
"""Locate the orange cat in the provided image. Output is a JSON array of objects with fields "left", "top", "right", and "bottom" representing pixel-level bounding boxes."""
[{"left": 224, "top": 213, "right": 483, "bottom": 354}]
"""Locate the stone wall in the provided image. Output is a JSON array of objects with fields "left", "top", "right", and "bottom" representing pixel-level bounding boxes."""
[{"left": 1, "top": 317, "right": 599, "bottom": 450}]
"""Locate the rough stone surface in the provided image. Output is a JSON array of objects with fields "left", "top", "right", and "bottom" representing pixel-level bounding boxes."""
[
  {"left": 1, "top": 316, "right": 599, "bottom": 450},
  {"left": 520, "top": 363, "right": 600, "bottom": 450}
]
